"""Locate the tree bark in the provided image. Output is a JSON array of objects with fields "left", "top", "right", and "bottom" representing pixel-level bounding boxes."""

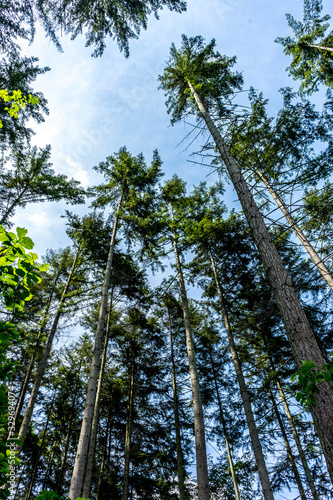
[
  {"left": 187, "top": 80, "right": 333, "bottom": 481},
  {"left": 122, "top": 353, "right": 135, "bottom": 500},
  {"left": 17, "top": 247, "right": 80, "bottom": 450},
  {"left": 208, "top": 248, "right": 274, "bottom": 500},
  {"left": 96, "top": 409, "right": 111, "bottom": 500},
  {"left": 208, "top": 346, "right": 240, "bottom": 500},
  {"left": 171, "top": 214, "right": 210, "bottom": 500},
  {"left": 56, "top": 361, "right": 83, "bottom": 495},
  {"left": 275, "top": 376, "right": 319, "bottom": 500},
  {"left": 69, "top": 191, "right": 124, "bottom": 500},
  {"left": 303, "top": 43, "right": 333, "bottom": 53},
  {"left": 82, "top": 294, "right": 114, "bottom": 499},
  {"left": 267, "top": 384, "right": 307, "bottom": 500},
  {"left": 168, "top": 308, "right": 187, "bottom": 500},
  {"left": 255, "top": 166, "right": 333, "bottom": 291},
  {"left": 26, "top": 391, "right": 56, "bottom": 500}
]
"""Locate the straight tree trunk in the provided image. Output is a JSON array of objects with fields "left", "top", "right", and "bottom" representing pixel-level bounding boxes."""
[
  {"left": 96, "top": 409, "right": 111, "bottom": 500},
  {"left": 208, "top": 347, "right": 240, "bottom": 500},
  {"left": 255, "top": 166, "right": 333, "bottom": 291},
  {"left": 208, "top": 248, "right": 274, "bottom": 500},
  {"left": 26, "top": 391, "right": 56, "bottom": 500},
  {"left": 122, "top": 353, "right": 135, "bottom": 500},
  {"left": 168, "top": 308, "right": 187, "bottom": 500},
  {"left": 69, "top": 191, "right": 124, "bottom": 500},
  {"left": 171, "top": 216, "right": 210, "bottom": 500},
  {"left": 17, "top": 247, "right": 81, "bottom": 449},
  {"left": 42, "top": 449, "right": 54, "bottom": 492},
  {"left": 267, "top": 384, "right": 307, "bottom": 500},
  {"left": 188, "top": 81, "right": 333, "bottom": 481},
  {"left": 56, "top": 361, "right": 83, "bottom": 495},
  {"left": 13, "top": 277, "right": 59, "bottom": 433},
  {"left": 82, "top": 294, "right": 114, "bottom": 498},
  {"left": 275, "top": 375, "right": 319, "bottom": 500},
  {"left": 304, "top": 43, "right": 333, "bottom": 53}
]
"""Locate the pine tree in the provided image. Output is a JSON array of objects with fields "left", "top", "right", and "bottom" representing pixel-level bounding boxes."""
[{"left": 158, "top": 35, "right": 333, "bottom": 481}]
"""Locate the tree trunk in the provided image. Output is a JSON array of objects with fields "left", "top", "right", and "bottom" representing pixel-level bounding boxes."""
[
  {"left": 0, "top": 185, "right": 28, "bottom": 226},
  {"left": 168, "top": 308, "right": 187, "bottom": 500},
  {"left": 122, "top": 353, "right": 135, "bottom": 500},
  {"left": 208, "top": 248, "right": 274, "bottom": 500},
  {"left": 13, "top": 277, "right": 59, "bottom": 433},
  {"left": 255, "top": 166, "right": 333, "bottom": 291},
  {"left": 188, "top": 81, "right": 333, "bottom": 481},
  {"left": 303, "top": 43, "right": 333, "bottom": 53},
  {"left": 26, "top": 391, "right": 56, "bottom": 500},
  {"left": 56, "top": 361, "right": 83, "bottom": 495},
  {"left": 267, "top": 384, "right": 307, "bottom": 500},
  {"left": 208, "top": 347, "right": 240, "bottom": 500},
  {"left": 42, "top": 449, "right": 54, "bottom": 492},
  {"left": 69, "top": 191, "right": 124, "bottom": 500},
  {"left": 96, "top": 409, "right": 111, "bottom": 500},
  {"left": 172, "top": 215, "right": 210, "bottom": 500},
  {"left": 17, "top": 247, "right": 81, "bottom": 450},
  {"left": 275, "top": 376, "right": 319, "bottom": 500},
  {"left": 82, "top": 294, "right": 114, "bottom": 499}
]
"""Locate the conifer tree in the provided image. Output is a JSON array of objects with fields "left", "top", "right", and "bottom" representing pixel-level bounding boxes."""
[{"left": 159, "top": 36, "right": 333, "bottom": 481}]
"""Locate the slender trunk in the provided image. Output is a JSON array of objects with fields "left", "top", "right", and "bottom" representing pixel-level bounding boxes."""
[
  {"left": 26, "top": 392, "right": 56, "bottom": 500},
  {"left": 0, "top": 186, "right": 28, "bottom": 226},
  {"left": 122, "top": 354, "right": 135, "bottom": 500},
  {"left": 17, "top": 247, "right": 80, "bottom": 449},
  {"left": 255, "top": 166, "right": 333, "bottom": 291},
  {"left": 96, "top": 409, "right": 111, "bottom": 500},
  {"left": 208, "top": 347, "right": 240, "bottom": 500},
  {"left": 69, "top": 191, "right": 124, "bottom": 500},
  {"left": 56, "top": 361, "right": 83, "bottom": 495},
  {"left": 82, "top": 294, "right": 114, "bottom": 498},
  {"left": 13, "top": 279, "right": 58, "bottom": 433},
  {"left": 42, "top": 449, "right": 54, "bottom": 492},
  {"left": 172, "top": 215, "right": 210, "bottom": 500},
  {"left": 188, "top": 81, "right": 333, "bottom": 480},
  {"left": 304, "top": 43, "right": 333, "bottom": 53},
  {"left": 168, "top": 309, "right": 187, "bottom": 500},
  {"left": 209, "top": 248, "right": 274, "bottom": 499},
  {"left": 267, "top": 384, "right": 307, "bottom": 500},
  {"left": 275, "top": 376, "right": 319, "bottom": 500}
]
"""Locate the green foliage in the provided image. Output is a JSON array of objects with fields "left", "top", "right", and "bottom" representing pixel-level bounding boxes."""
[
  {"left": 276, "top": 0, "right": 333, "bottom": 93},
  {"left": 158, "top": 35, "right": 243, "bottom": 124},
  {"left": 0, "top": 89, "right": 39, "bottom": 127},
  {"left": 292, "top": 351, "right": 333, "bottom": 405},
  {"left": 35, "top": 0, "right": 186, "bottom": 57},
  {"left": 34, "top": 491, "right": 90, "bottom": 500},
  {"left": 0, "top": 145, "right": 86, "bottom": 226},
  {"left": 0, "top": 225, "right": 47, "bottom": 491},
  {"left": 0, "top": 55, "right": 49, "bottom": 148}
]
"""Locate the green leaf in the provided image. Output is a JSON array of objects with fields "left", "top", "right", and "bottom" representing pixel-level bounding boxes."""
[{"left": 16, "top": 227, "right": 27, "bottom": 239}]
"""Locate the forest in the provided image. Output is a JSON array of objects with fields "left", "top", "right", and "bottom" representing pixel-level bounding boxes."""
[{"left": 0, "top": 0, "right": 333, "bottom": 499}]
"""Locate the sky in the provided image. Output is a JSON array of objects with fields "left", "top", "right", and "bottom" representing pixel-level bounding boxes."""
[
  {"left": 10, "top": 1, "right": 329, "bottom": 498},
  {"left": 12, "top": 0, "right": 307, "bottom": 259}
]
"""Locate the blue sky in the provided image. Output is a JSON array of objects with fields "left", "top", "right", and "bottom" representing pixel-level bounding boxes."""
[
  {"left": 13, "top": 0, "right": 307, "bottom": 258},
  {"left": 11, "top": 2, "right": 328, "bottom": 497}
]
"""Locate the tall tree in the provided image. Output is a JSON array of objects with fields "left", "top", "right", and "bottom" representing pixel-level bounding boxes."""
[
  {"left": 276, "top": 0, "right": 333, "bottom": 93},
  {"left": 69, "top": 147, "right": 163, "bottom": 500},
  {"left": 158, "top": 35, "right": 333, "bottom": 481},
  {"left": 0, "top": 145, "right": 85, "bottom": 227}
]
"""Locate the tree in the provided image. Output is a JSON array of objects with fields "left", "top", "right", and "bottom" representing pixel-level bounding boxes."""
[
  {"left": 160, "top": 177, "right": 210, "bottom": 500},
  {"left": 0, "top": 55, "right": 49, "bottom": 149},
  {"left": 69, "top": 147, "right": 163, "bottom": 500},
  {"left": 0, "top": 145, "right": 85, "bottom": 227},
  {"left": 158, "top": 35, "right": 333, "bottom": 482},
  {"left": 34, "top": 0, "right": 186, "bottom": 57},
  {"left": 276, "top": 0, "right": 333, "bottom": 93}
]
